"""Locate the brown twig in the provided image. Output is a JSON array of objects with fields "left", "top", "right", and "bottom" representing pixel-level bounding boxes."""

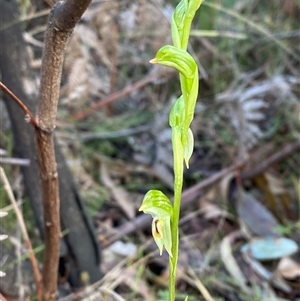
[
  {"left": 0, "top": 167, "right": 42, "bottom": 301},
  {"left": 1, "top": 2, "right": 94, "bottom": 299},
  {"left": 34, "top": 1, "right": 92, "bottom": 300},
  {"left": 72, "top": 69, "right": 172, "bottom": 121},
  {"left": 0, "top": 82, "right": 38, "bottom": 128},
  {"left": 242, "top": 140, "right": 300, "bottom": 180}
]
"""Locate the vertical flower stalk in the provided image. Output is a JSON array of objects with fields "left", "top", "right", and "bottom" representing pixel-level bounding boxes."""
[{"left": 139, "top": 1, "right": 203, "bottom": 300}]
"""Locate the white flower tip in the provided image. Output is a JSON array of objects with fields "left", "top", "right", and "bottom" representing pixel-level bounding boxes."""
[
  {"left": 0, "top": 211, "right": 8, "bottom": 218},
  {"left": 185, "top": 159, "right": 190, "bottom": 169}
]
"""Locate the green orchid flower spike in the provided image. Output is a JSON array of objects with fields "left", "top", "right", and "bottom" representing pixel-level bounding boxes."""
[
  {"left": 139, "top": 190, "right": 173, "bottom": 257},
  {"left": 151, "top": 44, "right": 198, "bottom": 168},
  {"left": 142, "top": 0, "right": 203, "bottom": 300},
  {"left": 172, "top": 0, "right": 204, "bottom": 50},
  {"left": 169, "top": 96, "right": 195, "bottom": 168}
]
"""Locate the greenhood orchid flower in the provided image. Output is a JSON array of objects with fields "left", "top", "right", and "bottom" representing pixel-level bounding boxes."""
[
  {"left": 141, "top": 1, "right": 203, "bottom": 300},
  {"left": 139, "top": 190, "right": 173, "bottom": 257}
]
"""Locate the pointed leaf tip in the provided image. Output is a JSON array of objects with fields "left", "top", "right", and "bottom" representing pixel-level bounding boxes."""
[{"left": 149, "top": 58, "right": 157, "bottom": 64}]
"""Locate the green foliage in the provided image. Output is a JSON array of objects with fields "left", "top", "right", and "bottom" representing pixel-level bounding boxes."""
[
  {"left": 17, "top": 0, "right": 30, "bottom": 16},
  {"left": 276, "top": 220, "right": 300, "bottom": 236},
  {"left": 83, "top": 186, "right": 109, "bottom": 217},
  {"left": 196, "top": 0, "right": 216, "bottom": 30},
  {"left": 139, "top": 1, "right": 203, "bottom": 300}
]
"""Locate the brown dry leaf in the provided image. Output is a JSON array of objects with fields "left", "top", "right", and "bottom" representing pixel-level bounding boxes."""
[
  {"left": 253, "top": 173, "right": 278, "bottom": 218},
  {"left": 199, "top": 187, "right": 230, "bottom": 220},
  {"left": 253, "top": 172, "right": 292, "bottom": 220},
  {"left": 101, "top": 163, "right": 135, "bottom": 219},
  {"left": 220, "top": 231, "right": 251, "bottom": 294},
  {"left": 237, "top": 188, "right": 280, "bottom": 237},
  {"left": 201, "top": 201, "right": 229, "bottom": 220},
  {"left": 277, "top": 257, "right": 300, "bottom": 280},
  {"left": 265, "top": 172, "right": 286, "bottom": 195},
  {"left": 242, "top": 251, "right": 292, "bottom": 293},
  {"left": 292, "top": 176, "right": 300, "bottom": 205}
]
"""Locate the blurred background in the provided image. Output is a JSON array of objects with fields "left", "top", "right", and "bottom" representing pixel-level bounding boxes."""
[{"left": 0, "top": 0, "right": 299, "bottom": 300}]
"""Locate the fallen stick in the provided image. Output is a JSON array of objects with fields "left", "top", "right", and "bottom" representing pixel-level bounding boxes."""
[
  {"left": 242, "top": 140, "right": 300, "bottom": 180},
  {"left": 103, "top": 139, "right": 300, "bottom": 247},
  {"left": 72, "top": 69, "right": 173, "bottom": 121}
]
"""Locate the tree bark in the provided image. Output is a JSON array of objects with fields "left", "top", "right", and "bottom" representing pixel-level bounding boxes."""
[{"left": 0, "top": 0, "right": 101, "bottom": 299}]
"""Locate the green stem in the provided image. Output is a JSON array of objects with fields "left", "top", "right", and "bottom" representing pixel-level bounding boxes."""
[
  {"left": 169, "top": 129, "right": 184, "bottom": 301},
  {"left": 181, "top": 16, "right": 193, "bottom": 50},
  {"left": 169, "top": 185, "right": 182, "bottom": 301},
  {"left": 142, "top": 2, "right": 203, "bottom": 300}
]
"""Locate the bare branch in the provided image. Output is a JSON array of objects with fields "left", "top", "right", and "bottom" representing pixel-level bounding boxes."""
[
  {"left": 34, "top": 1, "right": 92, "bottom": 300},
  {"left": 52, "top": 0, "right": 92, "bottom": 31},
  {"left": 0, "top": 82, "right": 38, "bottom": 128}
]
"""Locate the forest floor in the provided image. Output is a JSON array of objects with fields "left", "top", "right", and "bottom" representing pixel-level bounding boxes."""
[{"left": 1, "top": 0, "right": 300, "bottom": 300}]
